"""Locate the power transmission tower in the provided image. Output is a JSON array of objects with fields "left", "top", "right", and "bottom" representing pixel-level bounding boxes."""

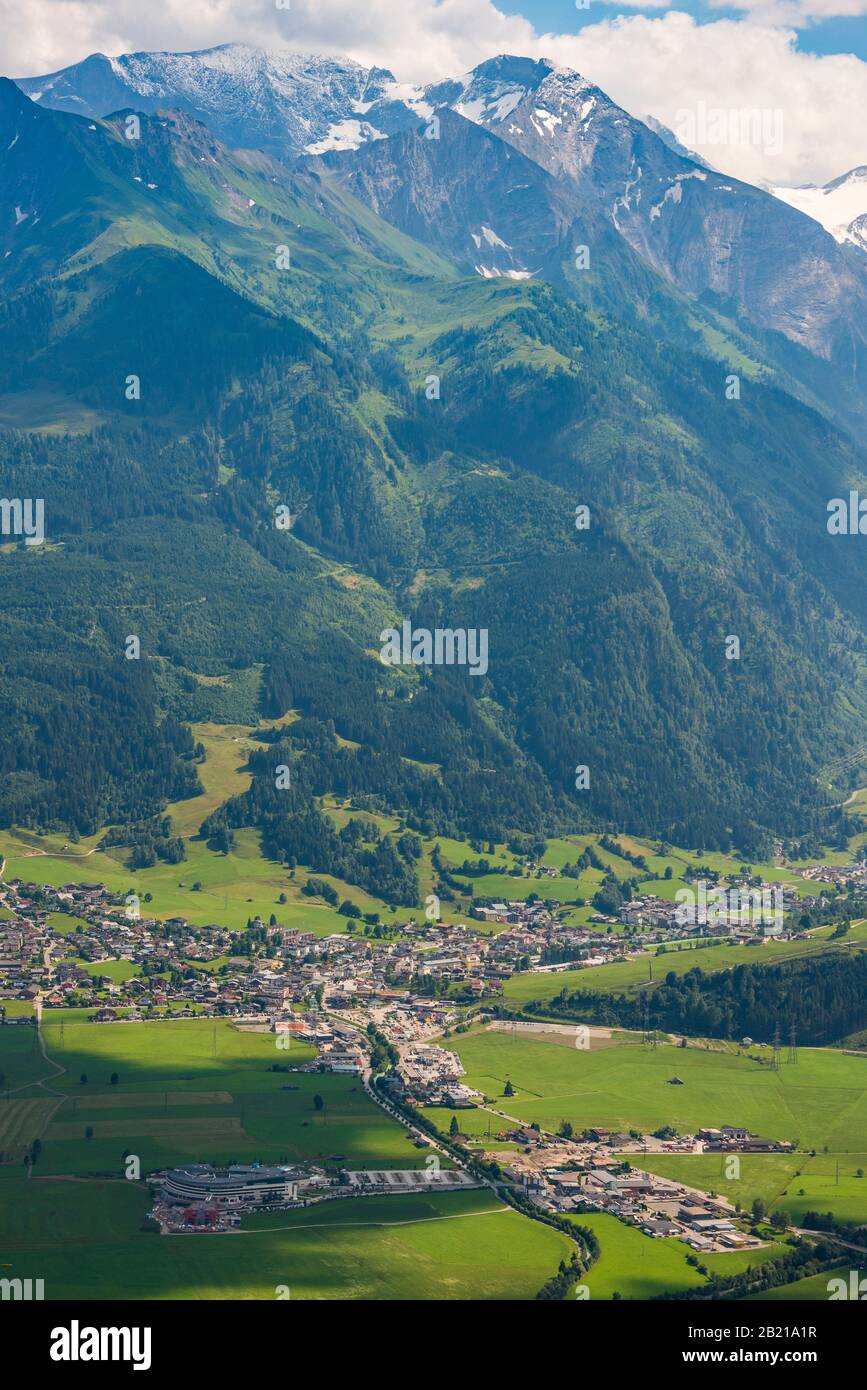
[
  {"left": 787, "top": 1022, "right": 798, "bottom": 1065},
  {"left": 772, "top": 1022, "right": 781, "bottom": 1072}
]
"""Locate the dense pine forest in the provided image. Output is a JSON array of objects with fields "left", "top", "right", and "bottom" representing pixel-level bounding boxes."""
[{"left": 521, "top": 952, "right": 867, "bottom": 1045}]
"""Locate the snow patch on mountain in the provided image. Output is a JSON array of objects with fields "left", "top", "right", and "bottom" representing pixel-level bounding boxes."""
[
  {"left": 374, "top": 81, "right": 432, "bottom": 120},
  {"left": 577, "top": 97, "right": 597, "bottom": 124},
  {"left": 612, "top": 164, "right": 643, "bottom": 231},
  {"left": 455, "top": 87, "right": 524, "bottom": 125},
  {"left": 306, "top": 119, "right": 386, "bottom": 155},
  {"left": 771, "top": 167, "right": 867, "bottom": 251},
  {"left": 474, "top": 264, "right": 534, "bottom": 280},
  {"left": 471, "top": 225, "right": 512, "bottom": 250},
  {"left": 531, "top": 108, "right": 562, "bottom": 138},
  {"left": 427, "top": 56, "right": 551, "bottom": 131},
  {"left": 650, "top": 170, "right": 708, "bottom": 222}
]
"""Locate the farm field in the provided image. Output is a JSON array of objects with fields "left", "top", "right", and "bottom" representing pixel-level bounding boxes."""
[
  {"left": 0, "top": 1169, "right": 148, "bottom": 1249},
  {"left": 6, "top": 1016, "right": 434, "bottom": 1177},
  {"left": 565, "top": 1213, "right": 784, "bottom": 1300},
  {"left": 636, "top": 1151, "right": 867, "bottom": 1227},
  {"left": 0, "top": 1178, "right": 571, "bottom": 1300},
  {"left": 430, "top": 1029, "right": 867, "bottom": 1151},
  {"left": 61, "top": 957, "right": 141, "bottom": 983},
  {"left": 565, "top": 1212, "right": 781, "bottom": 1299},
  {"left": 0, "top": 1097, "right": 59, "bottom": 1163},
  {"left": 569, "top": 1212, "right": 707, "bottom": 1299},
  {"left": 743, "top": 1267, "right": 849, "bottom": 1301},
  {"left": 0, "top": 1001, "right": 36, "bottom": 1020},
  {"left": 701, "top": 1243, "right": 789, "bottom": 1278},
  {"left": 0, "top": 1021, "right": 51, "bottom": 1091}
]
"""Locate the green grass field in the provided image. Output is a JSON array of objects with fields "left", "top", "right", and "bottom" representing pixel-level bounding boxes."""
[
  {"left": 0, "top": 1022, "right": 49, "bottom": 1091},
  {"left": 569, "top": 1213, "right": 783, "bottom": 1299},
  {"left": 431, "top": 1029, "right": 867, "bottom": 1151},
  {"left": 743, "top": 1266, "right": 850, "bottom": 1301},
  {"left": 47, "top": 912, "right": 91, "bottom": 935},
  {"left": 62, "top": 957, "right": 141, "bottom": 983},
  {"left": 0, "top": 1176, "right": 571, "bottom": 1300},
  {"left": 702, "top": 1243, "right": 789, "bottom": 1278},
  {"left": 570, "top": 1212, "right": 707, "bottom": 1299},
  {"left": 8, "top": 1017, "right": 434, "bottom": 1178},
  {"left": 4, "top": 1014, "right": 860, "bottom": 1301},
  {"left": 0, "top": 1000, "right": 35, "bottom": 1020},
  {"left": 636, "top": 1151, "right": 867, "bottom": 1227},
  {"left": 0, "top": 1097, "right": 59, "bottom": 1162},
  {"left": 0, "top": 1013, "right": 579, "bottom": 1300}
]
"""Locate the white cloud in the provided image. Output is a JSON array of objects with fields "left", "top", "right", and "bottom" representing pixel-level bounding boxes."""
[
  {"left": 554, "top": 13, "right": 867, "bottom": 186},
  {"left": 0, "top": 0, "right": 538, "bottom": 80},
  {"left": 1, "top": 1, "right": 865, "bottom": 186},
  {"left": 707, "top": 0, "right": 867, "bottom": 21}
]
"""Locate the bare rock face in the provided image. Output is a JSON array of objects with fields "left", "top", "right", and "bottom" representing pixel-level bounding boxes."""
[
  {"left": 430, "top": 58, "right": 867, "bottom": 374},
  {"left": 312, "top": 108, "right": 585, "bottom": 283}
]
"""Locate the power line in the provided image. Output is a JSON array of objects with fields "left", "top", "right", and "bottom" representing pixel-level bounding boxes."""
[{"left": 787, "top": 1021, "right": 798, "bottom": 1065}]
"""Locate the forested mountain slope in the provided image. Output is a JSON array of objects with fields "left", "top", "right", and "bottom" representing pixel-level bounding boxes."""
[{"left": 1, "top": 76, "right": 866, "bottom": 864}]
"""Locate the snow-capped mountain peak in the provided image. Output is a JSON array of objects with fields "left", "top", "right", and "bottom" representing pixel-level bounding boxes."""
[
  {"left": 15, "top": 45, "right": 380, "bottom": 156},
  {"left": 771, "top": 166, "right": 867, "bottom": 254},
  {"left": 423, "top": 55, "right": 552, "bottom": 127},
  {"left": 9, "top": 42, "right": 867, "bottom": 417}
]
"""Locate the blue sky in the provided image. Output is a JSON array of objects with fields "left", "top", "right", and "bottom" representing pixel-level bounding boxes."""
[{"left": 497, "top": 0, "right": 867, "bottom": 59}]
